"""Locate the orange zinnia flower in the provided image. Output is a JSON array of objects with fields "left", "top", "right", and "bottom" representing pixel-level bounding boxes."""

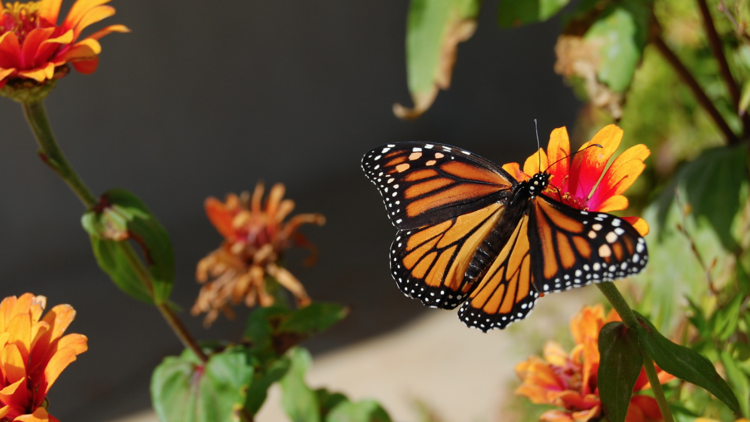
[
  {"left": 516, "top": 305, "right": 673, "bottom": 422},
  {"left": 0, "top": 293, "right": 87, "bottom": 422},
  {"left": 192, "top": 182, "right": 326, "bottom": 326},
  {"left": 0, "top": 0, "right": 129, "bottom": 89},
  {"left": 502, "top": 125, "right": 650, "bottom": 236}
]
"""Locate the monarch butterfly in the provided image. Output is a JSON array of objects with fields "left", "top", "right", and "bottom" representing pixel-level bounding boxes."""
[{"left": 361, "top": 141, "right": 647, "bottom": 332}]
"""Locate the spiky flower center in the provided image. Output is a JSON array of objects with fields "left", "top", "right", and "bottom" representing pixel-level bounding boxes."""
[{"left": 0, "top": 2, "right": 50, "bottom": 44}]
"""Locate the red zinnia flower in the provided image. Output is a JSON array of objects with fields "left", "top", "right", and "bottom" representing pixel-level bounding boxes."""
[
  {"left": 0, "top": 293, "right": 88, "bottom": 422},
  {"left": 0, "top": 0, "right": 129, "bottom": 89},
  {"left": 516, "top": 305, "right": 673, "bottom": 422},
  {"left": 502, "top": 125, "right": 650, "bottom": 236}
]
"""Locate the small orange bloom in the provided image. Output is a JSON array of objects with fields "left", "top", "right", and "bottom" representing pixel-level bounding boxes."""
[
  {"left": 502, "top": 125, "right": 650, "bottom": 236},
  {"left": 192, "top": 182, "right": 326, "bottom": 326},
  {"left": 0, "top": 293, "right": 87, "bottom": 422},
  {"left": 516, "top": 305, "right": 672, "bottom": 422},
  {"left": 0, "top": 0, "right": 129, "bottom": 89}
]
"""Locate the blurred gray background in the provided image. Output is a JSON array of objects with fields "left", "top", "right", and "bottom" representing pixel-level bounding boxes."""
[{"left": 0, "top": 1, "right": 579, "bottom": 420}]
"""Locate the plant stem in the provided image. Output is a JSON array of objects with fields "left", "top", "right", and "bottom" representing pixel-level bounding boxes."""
[
  {"left": 596, "top": 283, "right": 674, "bottom": 422},
  {"left": 20, "top": 100, "right": 208, "bottom": 363},
  {"left": 696, "top": 0, "right": 750, "bottom": 137},
  {"left": 22, "top": 100, "right": 98, "bottom": 207},
  {"left": 643, "top": 353, "right": 675, "bottom": 422},
  {"left": 653, "top": 36, "right": 740, "bottom": 145},
  {"left": 597, "top": 282, "right": 639, "bottom": 329}
]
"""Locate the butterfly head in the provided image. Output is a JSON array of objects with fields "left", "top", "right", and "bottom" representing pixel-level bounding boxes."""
[{"left": 527, "top": 172, "right": 550, "bottom": 199}]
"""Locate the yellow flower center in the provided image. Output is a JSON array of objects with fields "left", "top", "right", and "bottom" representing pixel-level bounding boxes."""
[{"left": 1, "top": 1, "right": 45, "bottom": 44}]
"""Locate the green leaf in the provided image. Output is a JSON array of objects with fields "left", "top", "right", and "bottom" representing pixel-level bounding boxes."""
[
  {"left": 279, "top": 303, "right": 349, "bottom": 335},
  {"left": 686, "top": 297, "right": 709, "bottom": 339},
  {"left": 244, "top": 356, "right": 291, "bottom": 415},
  {"left": 151, "top": 347, "right": 254, "bottom": 422},
  {"left": 720, "top": 351, "right": 750, "bottom": 418},
  {"left": 740, "top": 79, "right": 750, "bottom": 115},
  {"left": 712, "top": 296, "right": 742, "bottom": 342},
  {"left": 497, "top": 0, "right": 570, "bottom": 27},
  {"left": 657, "top": 145, "right": 749, "bottom": 251},
  {"left": 89, "top": 237, "right": 154, "bottom": 304},
  {"left": 280, "top": 347, "right": 320, "bottom": 422},
  {"left": 327, "top": 400, "right": 392, "bottom": 422},
  {"left": 583, "top": 2, "right": 651, "bottom": 93},
  {"left": 395, "top": 0, "right": 480, "bottom": 119},
  {"left": 634, "top": 311, "right": 740, "bottom": 413},
  {"left": 83, "top": 189, "right": 174, "bottom": 303},
  {"left": 598, "top": 322, "right": 644, "bottom": 422},
  {"left": 316, "top": 388, "right": 349, "bottom": 419}
]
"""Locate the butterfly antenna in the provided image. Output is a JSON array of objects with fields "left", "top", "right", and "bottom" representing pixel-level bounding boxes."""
[{"left": 534, "top": 119, "right": 541, "bottom": 171}]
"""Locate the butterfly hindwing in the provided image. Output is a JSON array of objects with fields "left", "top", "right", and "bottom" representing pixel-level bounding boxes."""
[
  {"left": 528, "top": 196, "right": 648, "bottom": 294},
  {"left": 390, "top": 203, "right": 507, "bottom": 310},
  {"left": 458, "top": 213, "right": 539, "bottom": 331},
  {"left": 361, "top": 142, "right": 515, "bottom": 230}
]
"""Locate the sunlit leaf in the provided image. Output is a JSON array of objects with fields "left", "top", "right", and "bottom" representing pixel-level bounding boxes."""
[
  {"left": 327, "top": 400, "right": 392, "bottom": 422},
  {"left": 82, "top": 189, "right": 174, "bottom": 303},
  {"left": 720, "top": 351, "right": 750, "bottom": 418},
  {"left": 497, "top": 0, "right": 570, "bottom": 27},
  {"left": 245, "top": 356, "right": 291, "bottom": 415},
  {"left": 634, "top": 312, "right": 740, "bottom": 413},
  {"left": 598, "top": 322, "right": 643, "bottom": 422},
  {"left": 280, "top": 347, "right": 320, "bottom": 422},
  {"left": 394, "top": 0, "right": 480, "bottom": 119},
  {"left": 151, "top": 347, "right": 254, "bottom": 422},
  {"left": 279, "top": 303, "right": 349, "bottom": 334}
]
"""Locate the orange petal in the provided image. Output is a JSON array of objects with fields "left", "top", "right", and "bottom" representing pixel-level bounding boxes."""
[
  {"left": 630, "top": 395, "right": 661, "bottom": 420},
  {"left": 73, "top": 5, "right": 115, "bottom": 40},
  {"left": 0, "top": 296, "right": 17, "bottom": 332},
  {"left": 72, "top": 56, "right": 99, "bottom": 74},
  {"left": 42, "top": 347, "right": 77, "bottom": 395},
  {"left": 86, "top": 24, "right": 130, "bottom": 41},
  {"left": 588, "top": 144, "right": 649, "bottom": 211},
  {"left": 502, "top": 162, "right": 529, "bottom": 182},
  {"left": 62, "top": 0, "right": 111, "bottom": 33},
  {"left": 20, "top": 28, "right": 55, "bottom": 69},
  {"left": 540, "top": 410, "right": 575, "bottom": 422},
  {"left": 523, "top": 148, "right": 548, "bottom": 176},
  {"left": 56, "top": 333, "right": 88, "bottom": 355},
  {"left": 14, "top": 407, "right": 50, "bottom": 422},
  {"left": 0, "top": 405, "right": 10, "bottom": 418},
  {"left": 571, "top": 406, "right": 600, "bottom": 422},
  {"left": 6, "top": 312, "right": 32, "bottom": 361},
  {"left": 38, "top": 0, "right": 63, "bottom": 24},
  {"left": 570, "top": 305, "right": 605, "bottom": 346},
  {"left": 624, "top": 402, "right": 645, "bottom": 422},
  {"left": 568, "top": 125, "right": 623, "bottom": 199},
  {"left": 35, "top": 30, "right": 74, "bottom": 64},
  {"left": 205, "top": 197, "right": 236, "bottom": 240},
  {"left": 546, "top": 127, "right": 572, "bottom": 191},
  {"left": 0, "top": 378, "right": 24, "bottom": 397},
  {"left": 543, "top": 341, "right": 569, "bottom": 367},
  {"left": 0, "top": 32, "right": 22, "bottom": 69},
  {"left": 10, "top": 295, "right": 34, "bottom": 321},
  {"left": 41, "top": 305, "right": 75, "bottom": 342},
  {"left": 28, "top": 296, "right": 46, "bottom": 325},
  {"left": 622, "top": 217, "right": 649, "bottom": 236},
  {"left": 596, "top": 195, "right": 628, "bottom": 213},
  {"left": 17, "top": 63, "right": 55, "bottom": 82},
  {"left": 1, "top": 344, "right": 26, "bottom": 384},
  {"left": 52, "top": 43, "right": 97, "bottom": 65}
]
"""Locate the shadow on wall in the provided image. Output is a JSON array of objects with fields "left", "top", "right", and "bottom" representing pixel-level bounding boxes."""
[{"left": 0, "top": 0, "right": 579, "bottom": 421}]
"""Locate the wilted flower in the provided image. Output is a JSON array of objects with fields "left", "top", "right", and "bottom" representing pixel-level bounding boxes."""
[
  {"left": 516, "top": 304, "right": 673, "bottom": 422},
  {"left": 0, "top": 0, "right": 128, "bottom": 94},
  {"left": 0, "top": 293, "right": 87, "bottom": 422},
  {"left": 192, "top": 182, "right": 325, "bottom": 326},
  {"left": 502, "top": 125, "right": 650, "bottom": 236}
]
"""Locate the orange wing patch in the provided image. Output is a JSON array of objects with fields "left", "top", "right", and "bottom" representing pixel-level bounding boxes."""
[
  {"left": 391, "top": 203, "right": 505, "bottom": 310},
  {"left": 458, "top": 215, "right": 539, "bottom": 331}
]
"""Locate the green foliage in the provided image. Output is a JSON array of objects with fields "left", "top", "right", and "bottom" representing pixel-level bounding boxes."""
[
  {"left": 583, "top": 1, "right": 652, "bottom": 93},
  {"left": 151, "top": 346, "right": 254, "bottom": 422},
  {"left": 280, "top": 348, "right": 393, "bottom": 422},
  {"left": 497, "top": 0, "right": 570, "bottom": 27},
  {"left": 720, "top": 350, "right": 750, "bottom": 418},
  {"left": 634, "top": 311, "right": 740, "bottom": 414},
  {"left": 598, "top": 322, "right": 644, "bottom": 422},
  {"left": 82, "top": 188, "right": 174, "bottom": 304}
]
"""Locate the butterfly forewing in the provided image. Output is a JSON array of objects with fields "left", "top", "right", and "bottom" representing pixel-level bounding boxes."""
[
  {"left": 361, "top": 142, "right": 515, "bottom": 230},
  {"left": 528, "top": 196, "right": 648, "bottom": 294},
  {"left": 390, "top": 202, "right": 506, "bottom": 309}
]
